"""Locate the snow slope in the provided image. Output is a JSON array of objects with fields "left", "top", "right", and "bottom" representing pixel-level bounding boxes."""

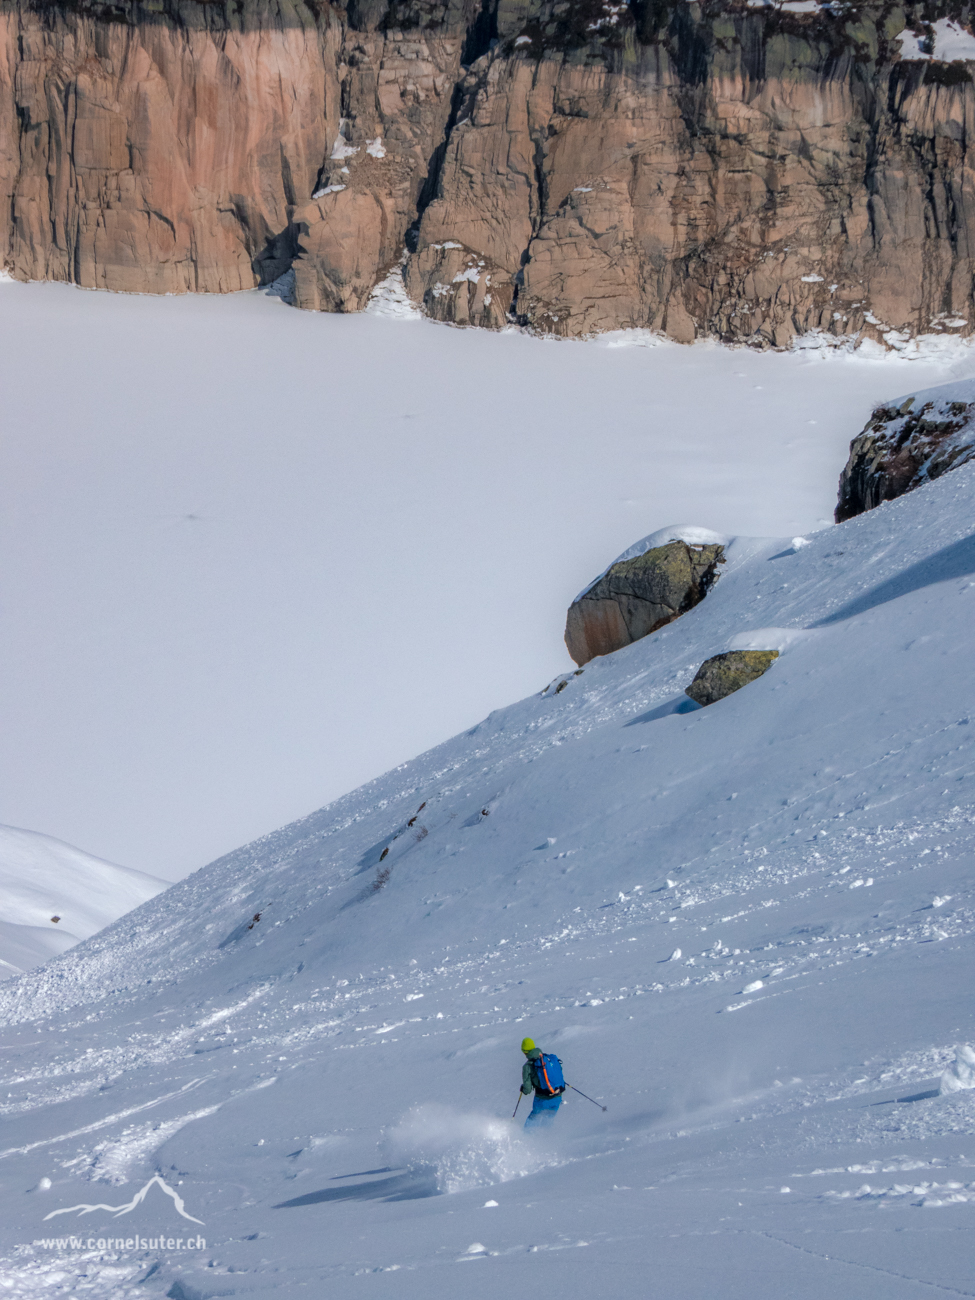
[
  {"left": 0, "top": 826, "right": 167, "bottom": 977},
  {"left": 1, "top": 461, "right": 975, "bottom": 1297},
  {"left": 2, "top": 278, "right": 971, "bottom": 880}
]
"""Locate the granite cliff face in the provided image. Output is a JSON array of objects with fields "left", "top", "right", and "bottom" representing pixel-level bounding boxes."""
[
  {"left": 0, "top": 0, "right": 467, "bottom": 299},
  {"left": 4, "top": 0, "right": 975, "bottom": 345}
]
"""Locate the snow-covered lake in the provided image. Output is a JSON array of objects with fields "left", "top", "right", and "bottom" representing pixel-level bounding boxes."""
[{"left": 1, "top": 279, "right": 971, "bottom": 877}]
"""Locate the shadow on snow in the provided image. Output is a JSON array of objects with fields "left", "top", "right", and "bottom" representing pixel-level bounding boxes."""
[
  {"left": 813, "top": 532, "right": 975, "bottom": 626},
  {"left": 273, "top": 1165, "right": 440, "bottom": 1208}
]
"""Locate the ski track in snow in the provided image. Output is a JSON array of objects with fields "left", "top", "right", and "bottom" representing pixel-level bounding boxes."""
[{"left": 1, "top": 462, "right": 975, "bottom": 1295}]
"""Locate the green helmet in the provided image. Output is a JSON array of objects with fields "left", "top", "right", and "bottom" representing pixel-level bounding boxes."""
[{"left": 521, "top": 1037, "right": 535, "bottom": 1053}]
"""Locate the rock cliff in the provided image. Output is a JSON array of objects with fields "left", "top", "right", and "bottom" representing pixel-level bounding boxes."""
[
  {"left": 836, "top": 378, "right": 975, "bottom": 520},
  {"left": 4, "top": 0, "right": 975, "bottom": 345}
]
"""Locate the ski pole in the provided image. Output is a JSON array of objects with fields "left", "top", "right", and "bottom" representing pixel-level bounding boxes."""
[
  {"left": 513, "top": 1091, "right": 523, "bottom": 1119},
  {"left": 568, "top": 1084, "right": 607, "bottom": 1112}
]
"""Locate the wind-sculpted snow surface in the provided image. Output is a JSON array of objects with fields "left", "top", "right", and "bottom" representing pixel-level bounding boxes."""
[{"left": 1, "top": 465, "right": 975, "bottom": 1296}]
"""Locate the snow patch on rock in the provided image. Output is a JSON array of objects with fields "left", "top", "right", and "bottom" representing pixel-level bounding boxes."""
[
  {"left": 898, "top": 19, "right": 975, "bottom": 62},
  {"left": 366, "top": 260, "right": 422, "bottom": 320}
]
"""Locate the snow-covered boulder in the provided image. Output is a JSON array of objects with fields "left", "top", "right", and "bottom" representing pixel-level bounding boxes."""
[
  {"left": 0, "top": 825, "right": 167, "bottom": 978},
  {"left": 685, "top": 649, "right": 779, "bottom": 707},
  {"left": 836, "top": 379, "right": 975, "bottom": 522},
  {"left": 565, "top": 527, "right": 726, "bottom": 666},
  {"left": 940, "top": 1044, "right": 975, "bottom": 1094}
]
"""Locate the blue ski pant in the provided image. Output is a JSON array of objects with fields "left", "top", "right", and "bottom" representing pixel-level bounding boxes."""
[{"left": 524, "top": 1093, "right": 561, "bottom": 1129}]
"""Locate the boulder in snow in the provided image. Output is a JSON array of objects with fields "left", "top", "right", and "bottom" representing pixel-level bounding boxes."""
[
  {"left": 685, "top": 650, "right": 779, "bottom": 707},
  {"left": 836, "top": 381, "right": 975, "bottom": 522},
  {"left": 565, "top": 534, "right": 725, "bottom": 667}
]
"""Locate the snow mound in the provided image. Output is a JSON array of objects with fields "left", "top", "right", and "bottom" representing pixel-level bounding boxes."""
[
  {"left": 365, "top": 260, "right": 422, "bottom": 320},
  {"left": 0, "top": 825, "right": 167, "bottom": 976},
  {"left": 940, "top": 1045, "right": 975, "bottom": 1094},
  {"left": 613, "top": 524, "right": 730, "bottom": 561},
  {"left": 726, "top": 627, "right": 819, "bottom": 655},
  {"left": 880, "top": 376, "right": 975, "bottom": 418},
  {"left": 792, "top": 327, "right": 974, "bottom": 361}
]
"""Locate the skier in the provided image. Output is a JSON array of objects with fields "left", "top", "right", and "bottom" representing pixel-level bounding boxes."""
[{"left": 519, "top": 1037, "right": 565, "bottom": 1129}]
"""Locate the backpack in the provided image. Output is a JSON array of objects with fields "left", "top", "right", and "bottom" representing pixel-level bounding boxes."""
[{"left": 532, "top": 1052, "right": 565, "bottom": 1096}]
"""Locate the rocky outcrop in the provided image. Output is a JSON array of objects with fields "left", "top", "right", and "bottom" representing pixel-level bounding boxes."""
[
  {"left": 836, "top": 379, "right": 975, "bottom": 521},
  {"left": 5, "top": 0, "right": 975, "bottom": 346},
  {"left": 685, "top": 650, "right": 778, "bottom": 707},
  {"left": 565, "top": 539, "right": 724, "bottom": 666}
]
